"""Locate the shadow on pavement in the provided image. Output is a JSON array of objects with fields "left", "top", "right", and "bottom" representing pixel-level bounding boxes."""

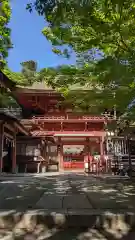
[
  {"left": 0, "top": 209, "right": 135, "bottom": 239},
  {"left": 0, "top": 174, "right": 135, "bottom": 238}
]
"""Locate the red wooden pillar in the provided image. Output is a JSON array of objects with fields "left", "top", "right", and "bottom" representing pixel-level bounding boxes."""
[
  {"left": 86, "top": 137, "right": 90, "bottom": 159},
  {"left": 57, "top": 137, "right": 63, "bottom": 171},
  {"left": 61, "top": 122, "right": 63, "bottom": 131},
  {"left": 0, "top": 123, "right": 4, "bottom": 173},
  {"left": 12, "top": 132, "right": 16, "bottom": 173}
]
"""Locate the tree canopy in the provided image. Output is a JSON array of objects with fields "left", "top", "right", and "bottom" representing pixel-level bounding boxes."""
[
  {"left": 28, "top": 0, "right": 135, "bottom": 60},
  {"left": 3, "top": 60, "right": 39, "bottom": 86},
  {"left": 26, "top": 0, "right": 135, "bottom": 118},
  {"left": 20, "top": 60, "right": 38, "bottom": 85},
  {"left": 0, "top": 61, "right": 39, "bottom": 108},
  {"left": 0, "top": 0, "right": 12, "bottom": 68},
  {"left": 37, "top": 64, "right": 134, "bottom": 117}
]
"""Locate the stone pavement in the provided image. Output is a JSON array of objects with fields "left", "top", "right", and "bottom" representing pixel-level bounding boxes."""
[
  {"left": 0, "top": 173, "right": 135, "bottom": 239},
  {"left": 0, "top": 173, "right": 134, "bottom": 211}
]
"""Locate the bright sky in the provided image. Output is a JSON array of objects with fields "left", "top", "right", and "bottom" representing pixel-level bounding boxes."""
[{"left": 8, "top": 0, "right": 76, "bottom": 72}]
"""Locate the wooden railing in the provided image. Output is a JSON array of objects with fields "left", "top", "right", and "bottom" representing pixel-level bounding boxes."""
[{"left": 31, "top": 115, "right": 113, "bottom": 121}]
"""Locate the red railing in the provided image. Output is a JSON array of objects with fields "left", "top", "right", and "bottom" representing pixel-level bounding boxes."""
[{"left": 31, "top": 115, "right": 113, "bottom": 121}]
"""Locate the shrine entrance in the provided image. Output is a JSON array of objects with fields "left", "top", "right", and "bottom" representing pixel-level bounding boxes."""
[
  {"left": 63, "top": 145, "right": 85, "bottom": 169},
  {"left": 59, "top": 136, "right": 104, "bottom": 171}
]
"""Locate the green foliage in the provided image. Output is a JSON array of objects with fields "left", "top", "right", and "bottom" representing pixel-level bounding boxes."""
[
  {"left": 0, "top": 86, "right": 19, "bottom": 108},
  {"left": 0, "top": 92, "right": 18, "bottom": 108},
  {"left": 3, "top": 61, "right": 39, "bottom": 86},
  {"left": 20, "top": 60, "right": 39, "bottom": 85},
  {"left": 38, "top": 64, "right": 133, "bottom": 115},
  {"left": 28, "top": 0, "right": 135, "bottom": 56},
  {"left": 0, "top": 0, "right": 12, "bottom": 69},
  {"left": 27, "top": 0, "right": 135, "bottom": 118},
  {"left": 0, "top": 61, "right": 39, "bottom": 108},
  {"left": 3, "top": 68, "right": 27, "bottom": 85}
]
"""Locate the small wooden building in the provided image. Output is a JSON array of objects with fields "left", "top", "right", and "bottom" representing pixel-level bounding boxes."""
[{"left": 0, "top": 112, "right": 29, "bottom": 173}]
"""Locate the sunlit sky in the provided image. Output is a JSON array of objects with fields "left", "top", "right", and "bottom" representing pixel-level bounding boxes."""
[{"left": 8, "top": 0, "right": 76, "bottom": 72}]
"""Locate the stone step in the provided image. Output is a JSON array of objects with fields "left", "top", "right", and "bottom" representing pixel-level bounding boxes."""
[{"left": 0, "top": 209, "right": 135, "bottom": 229}]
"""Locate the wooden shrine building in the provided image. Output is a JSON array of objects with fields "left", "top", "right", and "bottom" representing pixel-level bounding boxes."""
[
  {"left": 3, "top": 70, "right": 135, "bottom": 174},
  {"left": 9, "top": 81, "right": 114, "bottom": 172},
  {"left": 1, "top": 71, "right": 119, "bottom": 173}
]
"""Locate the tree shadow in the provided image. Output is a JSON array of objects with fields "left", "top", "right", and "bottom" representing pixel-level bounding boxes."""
[
  {"left": 0, "top": 174, "right": 135, "bottom": 238},
  {"left": 0, "top": 209, "right": 135, "bottom": 239}
]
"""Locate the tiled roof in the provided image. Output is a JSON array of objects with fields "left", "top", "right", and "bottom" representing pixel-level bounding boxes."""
[{"left": 17, "top": 81, "right": 53, "bottom": 90}]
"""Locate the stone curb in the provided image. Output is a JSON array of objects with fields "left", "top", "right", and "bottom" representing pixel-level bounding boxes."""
[{"left": 0, "top": 209, "right": 135, "bottom": 229}]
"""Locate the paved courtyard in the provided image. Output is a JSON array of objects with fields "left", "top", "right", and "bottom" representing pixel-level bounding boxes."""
[
  {"left": 0, "top": 173, "right": 135, "bottom": 239},
  {"left": 0, "top": 173, "right": 134, "bottom": 211}
]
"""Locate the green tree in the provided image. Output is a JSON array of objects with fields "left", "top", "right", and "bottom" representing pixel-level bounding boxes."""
[
  {"left": 28, "top": 0, "right": 135, "bottom": 61},
  {"left": 0, "top": 91, "right": 18, "bottom": 108},
  {"left": 0, "top": 61, "right": 39, "bottom": 108},
  {"left": 20, "top": 60, "right": 38, "bottom": 85},
  {"left": 3, "top": 61, "right": 39, "bottom": 86},
  {"left": 38, "top": 64, "right": 134, "bottom": 116},
  {"left": 0, "top": 0, "right": 12, "bottom": 68},
  {"left": 27, "top": 0, "right": 135, "bottom": 117},
  {"left": 3, "top": 68, "right": 27, "bottom": 85}
]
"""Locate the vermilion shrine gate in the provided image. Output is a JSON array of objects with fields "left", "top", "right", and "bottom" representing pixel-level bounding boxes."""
[
  {"left": 1, "top": 72, "right": 126, "bottom": 173},
  {"left": 11, "top": 82, "right": 114, "bottom": 172}
]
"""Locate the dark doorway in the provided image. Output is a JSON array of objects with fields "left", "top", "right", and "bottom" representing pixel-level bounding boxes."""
[{"left": 3, "top": 137, "right": 12, "bottom": 173}]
